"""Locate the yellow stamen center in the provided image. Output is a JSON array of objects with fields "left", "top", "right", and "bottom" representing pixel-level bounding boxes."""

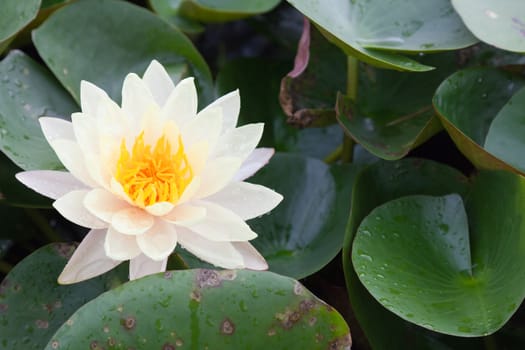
[{"left": 115, "top": 132, "right": 193, "bottom": 207}]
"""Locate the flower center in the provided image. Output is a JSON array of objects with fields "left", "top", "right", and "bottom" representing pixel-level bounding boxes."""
[{"left": 115, "top": 131, "right": 193, "bottom": 207}]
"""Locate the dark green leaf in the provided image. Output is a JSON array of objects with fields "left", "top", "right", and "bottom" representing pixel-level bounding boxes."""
[{"left": 0, "top": 0, "right": 40, "bottom": 53}]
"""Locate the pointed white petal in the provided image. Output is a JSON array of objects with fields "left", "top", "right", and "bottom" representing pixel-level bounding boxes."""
[
  {"left": 142, "top": 60, "right": 175, "bottom": 107},
  {"left": 212, "top": 123, "right": 263, "bottom": 161},
  {"left": 232, "top": 148, "right": 274, "bottom": 181},
  {"left": 185, "top": 141, "right": 209, "bottom": 176},
  {"left": 58, "top": 229, "right": 122, "bottom": 284},
  {"left": 205, "top": 182, "right": 282, "bottom": 220},
  {"left": 178, "top": 201, "right": 256, "bottom": 241},
  {"left": 16, "top": 170, "right": 87, "bottom": 200},
  {"left": 232, "top": 242, "right": 268, "bottom": 270},
  {"left": 121, "top": 73, "right": 157, "bottom": 121},
  {"left": 162, "top": 204, "right": 206, "bottom": 225},
  {"left": 49, "top": 139, "right": 98, "bottom": 188},
  {"left": 195, "top": 157, "right": 242, "bottom": 198},
  {"left": 200, "top": 90, "right": 240, "bottom": 132},
  {"left": 136, "top": 220, "right": 178, "bottom": 261},
  {"left": 177, "top": 227, "right": 244, "bottom": 268},
  {"left": 111, "top": 207, "right": 154, "bottom": 235},
  {"left": 84, "top": 188, "right": 130, "bottom": 222},
  {"left": 145, "top": 202, "right": 174, "bottom": 216},
  {"left": 39, "top": 117, "right": 74, "bottom": 142},
  {"left": 129, "top": 254, "right": 168, "bottom": 280},
  {"left": 161, "top": 77, "right": 197, "bottom": 127},
  {"left": 71, "top": 112, "right": 99, "bottom": 155},
  {"left": 84, "top": 152, "right": 111, "bottom": 189},
  {"left": 80, "top": 80, "right": 113, "bottom": 117},
  {"left": 104, "top": 226, "right": 142, "bottom": 260},
  {"left": 182, "top": 107, "right": 222, "bottom": 149},
  {"left": 53, "top": 190, "right": 108, "bottom": 229},
  {"left": 178, "top": 176, "right": 201, "bottom": 204}
]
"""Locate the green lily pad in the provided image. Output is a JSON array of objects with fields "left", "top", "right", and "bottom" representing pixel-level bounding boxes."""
[
  {"left": 336, "top": 53, "right": 458, "bottom": 160},
  {"left": 0, "top": 0, "right": 40, "bottom": 53},
  {"left": 484, "top": 87, "right": 525, "bottom": 172},
  {"left": 149, "top": 0, "right": 205, "bottom": 33},
  {"left": 151, "top": 0, "right": 280, "bottom": 23},
  {"left": 452, "top": 0, "right": 525, "bottom": 53},
  {"left": 0, "top": 243, "right": 127, "bottom": 350},
  {"left": 33, "top": 0, "right": 213, "bottom": 107},
  {"left": 343, "top": 159, "right": 472, "bottom": 348},
  {"left": 287, "top": 0, "right": 477, "bottom": 71},
  {"left": 45, "top": 269, "right": 351, "bottom": 349},
  {"left": 433, "top": 67, "right": 525, "bottom": 174},
  {"left": 0, "top": 50, "right": 77, "bottom": 171},
  {"left": 353, "top": 170, "right": 525, "bottom": 336},
  {"left": 280, "top": 19, "right": 346, "bottom": 127}
]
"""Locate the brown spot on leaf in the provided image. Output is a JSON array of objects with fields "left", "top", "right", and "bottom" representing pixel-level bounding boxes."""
[
  {"left": 196, "top": 270, "right": 221, "bottom": 288},
  {"left": 162, "top": 343, "right": 175, "bottom": 350},
  {"left": 308, "top": 317, "right": 317, "bottom": 326},
  {"left": 12, "top": 284, "right": 21, "bottom": 292},
  {"left": 190, "top": 290, "right": 201, "bottom": 302},
  {"left": 35, "top": 319, "right": 49, "bottom": 329},
  {"left": 220, "top": 318, "right": 235, "bottom": 335},
  {"left": 175, "top": 339, "right": 184, "bottom": 347},
  {"left": 164, "top": 271, "right": 173, "bottom": 279},
  {"left": 293, "top": 281, "right": 304, "bottom": 295},
  {"left": 0, "top": 303, "right": 8, "bottom": 313},
  {"left": 267, "top": 328, "right": 276, "bottom": 336},
  {"left": 50, "top": 340, "right": 59, "bottom": 349},
  {"left": 90, "top": 340, "right": 105, "bottom": 350},
  {"left": 53, "top": 243, "right": 76, "bottom": 258},
  {"left": 328, "top": 333, "right": 352, "bottom": 350},
  {"left": 107, "top": 337, "right": 116, "bottom": 347},
  {"left": 0, "top": 279, "right": 9, "bottom": 295},
  {"left": 121, "top": 316, "right": 136, "bottom": 330}
]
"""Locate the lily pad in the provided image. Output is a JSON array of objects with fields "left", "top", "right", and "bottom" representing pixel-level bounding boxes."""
[
  {"left": 353, "top": 170, "right": 525, "bottom": 336},
  {"left": 336, "top": 53, "right": 458, "bottom": 160},
  {"left": 287, "top": 0, "right": 477, "bottom": 71},
  {"left": 452, "top": 0, "right": 525, "bottom": 53},
  {"left": 0, "top": 50, "right": 77, "bottom": 171},
  {"left": 0, "top": 0, "right": 40, "bottom": 53},
  {"left": 45, "top": 269, "right": 351, "bottom": 349},
  {"left": 151, "top": 0, "right": 280, "bottom": 23},
  {"left": 0, "top": 243, "right": 127, "bottom": 350},
  {"left": 33, "top": 0, "right": 213, "bottom": 107},
  {"left": 433, "top": 67, "right": 525, "bottom": 173}
]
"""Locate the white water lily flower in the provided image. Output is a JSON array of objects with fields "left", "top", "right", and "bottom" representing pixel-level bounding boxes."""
[{"left": 16, "top": 60, "right": 282, "bottom": 284}]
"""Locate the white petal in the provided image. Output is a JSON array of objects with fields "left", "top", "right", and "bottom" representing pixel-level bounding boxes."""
[
  {"left": 58, "top": 229, "right": 122, "bottom": 284},
  {"left": 142, "top": 60, "right": 175, "bottom": 107},
  {"left": 161, "top": 77, "right": 197, "bottom": 127},
  {"left": 104, "top": 226, "right": 142, "bottom": 260},
  {"left": 111, "top": 207, "right": 154, "bottom": 235},
  {"left": 178, "top": 201, "right": 256, "bottom": 241},
  {"left": 84, "top": 152, "right": 111, "bottom": 188},
  {"left": 162, "top": 204, "right": 206, "bottom": 225},
  {"left": 53, "top": 190, "right": 108, "bottom": 229},
  {"left": 16, "top": 170, "right": 87, "bottom": 200},
  {"left": 177, "top": 227, "right": 244, "bottom": 268},
  {"left": 136, "top": 220, "right": 178, "bottom": 261},
  {"left": 129, "top": 254, "right": 168, "bottom": 280},
  {"left": 195, "top": 157, "right": 242, "bottom": 198},
  {"left": 205, "top": 182, "right": 282, "bottom": 220},
  {"left": 39, "top": 117, "right": 74, "bottom": 142},
  {"left": 84, "top": 188, "right": 130, "bottom": 222},
  {"left": 185, "top": 141, "right": 209, "bottom": 176},
  {"left": 178, "top": 176, "right": 201, "bottom": 204},
  {"left": 145, "top": 202, "right": 174, "bottom": 217},
  {"left": 233, "top": 148, "right": 274, "bottom": 181},
  {"left": 182, "top": 107, "right": 222, "bottom": 149},
  {"left": 71, "top": 112, "right": 99, "bottom": 155},
  {"left": 200, "top": 90, "right": 240, "bottom": 132},
  {"left": 121, "top": 73, "right": 157, "bottom": 122},
  {"left": 232, "top": 242, "right": 268, "bottom": 270},
  {"left": 50, "top": 139, "right": 99, "bottom": 188},
  {"left": 80, "top": 80, "right": 112, "bottom": 117},
  {"left": 212, "top": 123, "right": 264, "bottom": 161}
]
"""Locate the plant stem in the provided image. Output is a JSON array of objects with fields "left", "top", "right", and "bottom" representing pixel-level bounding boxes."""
[
  {"left": 324, "top": 144, "right": 343, "bottom": 164},
  {"left": 341, "top": 55, "right": 359, "bottom": 163}
]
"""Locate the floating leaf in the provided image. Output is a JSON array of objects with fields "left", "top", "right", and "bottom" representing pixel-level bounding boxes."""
[
  {"left": 0, "top": 0, "right": 40, "bottom": 53},
  {"left": 0, "top": 50, "right": 77, "bottom": 171},
  {"left": 0, "top": 243, "right": 127, "bottom": 350},
  {"left": 353, "top": 171, "right": 525, "bottom": 336},
  {"left": 433, "top": 67, "right": 525, "bottom": 173},
  {"left": 151, "top": 0, "right": 280, "bottom": 23},
  {"left": 45, "top": 269, "right": 351, "bottom": 349},
  {"left": 452, "top": 0, "right": 525, "bottom": 53},
  {"left": 336, "top": 53, "right": 458, "bottom": 160},
  {"left": 287, "top": 0, "right": 477, "bottom": 71},
  {"left": 33, "top": 0, "right": 213, "bottom": 107}
]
